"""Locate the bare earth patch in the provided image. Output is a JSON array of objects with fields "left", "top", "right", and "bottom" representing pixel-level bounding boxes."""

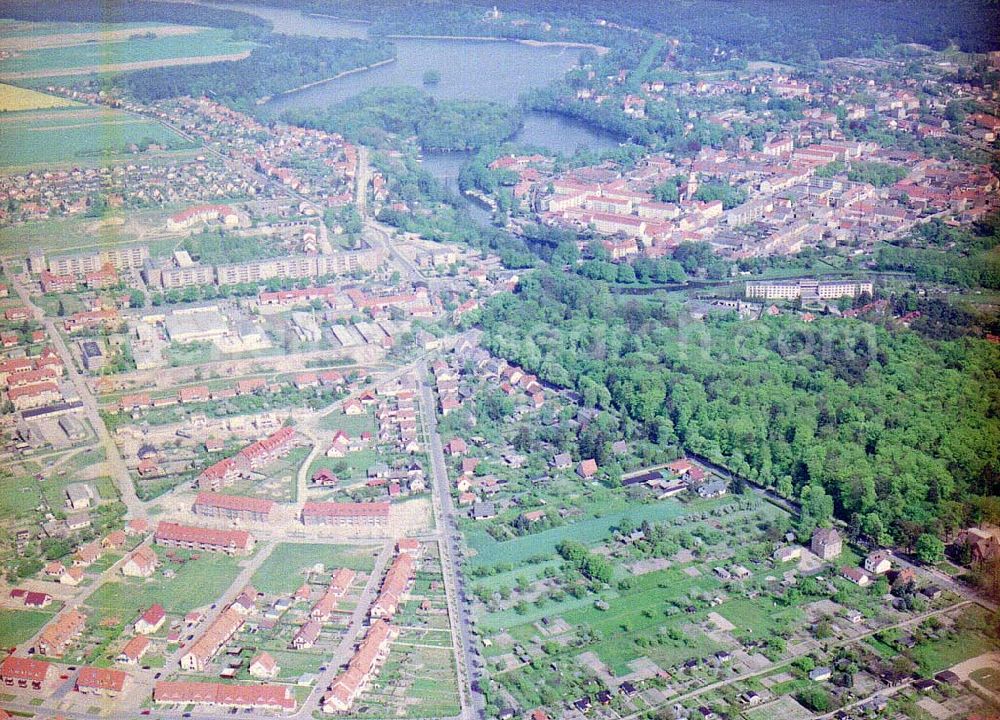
[{"left": 707, "top": 611, "right": 736, "bottom": 632}]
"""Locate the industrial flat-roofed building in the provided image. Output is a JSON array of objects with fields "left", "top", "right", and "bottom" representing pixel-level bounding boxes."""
[{"left": 163, "top": 306, "right": 229, "bottom": 344}]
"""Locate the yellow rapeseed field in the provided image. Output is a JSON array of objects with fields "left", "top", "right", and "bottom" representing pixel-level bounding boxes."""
[{"left": 0, "top": 83, "right": 78, "bottom": 112}]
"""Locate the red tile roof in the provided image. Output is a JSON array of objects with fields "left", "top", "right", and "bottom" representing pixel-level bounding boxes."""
[
  {"left": 155, "top": 522, "right": 252, "bottom": 551},
  {"left": 194, "top": 492, "right": 274, "bottom": 515},
  {"left": 77, "top": 667, "right": 127, "bottom": 693},
  {"left": 0, "top": 656, "right": 50, "bottom": 682},
  {"left": 154, "top": 681, "right": 295, "bottom": 710}
]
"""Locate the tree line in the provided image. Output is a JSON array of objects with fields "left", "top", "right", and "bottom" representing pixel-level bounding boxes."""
[{"left": 475, "top": 269, "right": 1000, "bottom": 548}]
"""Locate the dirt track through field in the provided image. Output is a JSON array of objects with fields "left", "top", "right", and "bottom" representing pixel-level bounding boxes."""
[
  {"left": 0, "top": 50, "right": 251, "bottom": 79},
  {"left": 0, "top": 24, "right": 202, "bottom": 52}
]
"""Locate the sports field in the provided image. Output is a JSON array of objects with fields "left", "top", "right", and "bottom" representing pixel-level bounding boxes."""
[{"left": 0, "top": 82, "right": 78, "bottom": 111}]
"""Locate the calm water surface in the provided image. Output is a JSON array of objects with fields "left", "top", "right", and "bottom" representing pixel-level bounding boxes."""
[{"left": 204, "top": 2, "right": 619, "bottom": 214}]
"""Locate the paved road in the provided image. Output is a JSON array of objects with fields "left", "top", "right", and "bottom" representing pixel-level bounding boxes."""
[
  {"left": 5, "top": 264, "right": 145, "bottom": 519},
  {"left": 159, "top": 539, "right": 279, "bottom": 674},
  {"left": 418, "top": 364, "right": 484, "bottom": 720},
  {"left": 295, "top": 541, "right": 394, "bottom": 717}
]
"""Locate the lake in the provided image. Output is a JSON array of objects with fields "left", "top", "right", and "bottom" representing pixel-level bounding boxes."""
[{"left": 202, "top": 2, "right": 619, "bottom": 212}]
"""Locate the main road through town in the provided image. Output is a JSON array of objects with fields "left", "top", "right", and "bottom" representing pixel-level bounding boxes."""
[{"left": 418, "top": 361, "right": 484, "bottom": 720}]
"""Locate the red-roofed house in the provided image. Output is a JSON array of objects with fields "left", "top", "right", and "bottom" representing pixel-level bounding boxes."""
[
  {"left": 577, "top": 459, "right": 598, "bottom": 479},
  {"left": 249, "top": 652, "right": 279, "bottom": 679},
  {"left": 76, "top": 667, "right": 127, "bottom": 696},
  {"left": 122, "top": 545, "right": 158, "bottom": 578},
  {"left": 154, "top": 681, "right": 295, "bottom": 711},
  {"left": 117, "top": 635, "right": 151, "bottom": 665},
  {"left": 135, "top": 604, "right": 166, "bottom": 635},
  {"left": 0, "top": 656, "right": 50, "bottom": 689},
  {"left": 154, "top": 522, "right": 255, "bottom": 556}
]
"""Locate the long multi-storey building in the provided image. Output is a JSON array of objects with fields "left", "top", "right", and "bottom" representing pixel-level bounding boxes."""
[
  {"left": 321, "top": 620, "right": 398, "bottom": 713},
  {"left": 300, "top": 502, "right": 390, "bottom": 531},
  {"left": 180, "top": 608, "right": 244, "bottom": 672},
  {"left": 370, "top": 551, "right": 414, "bottom": 619},
  {"left": 192, "top": 493, "right": 274, "bottom": 523},
  {"left": 37, "top": 608, "right": 86, "bottom": 657},
  {"left": 197, "top": 427, "right": 297, "bottom": 491},
  {"left": 154, "top": 522, "right": 255, "bottom": 556},
  {"left": 154, "top": 682, "right": 296, "bottom": 711},
  {"left": 42, "top": 246, "right": 149, "bottom": 276},
  {"left": 744, "top": 278, "right": 874, "bottom": 301},
  {"left": 215, "top": 248, "right": 384, "bottom": 286}
]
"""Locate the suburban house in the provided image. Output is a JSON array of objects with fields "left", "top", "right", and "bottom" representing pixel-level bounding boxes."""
[
  {"left": 122, "top": 545, "right": 158, "bottom": 577},
  {"left": 249, "top": 652, "right": 280, "bottom": 679},
  {"left": 841, "top": 566, "right": 872, "bottom": 587},
  {"left": 117, "top": 635, "right": 152, "bottom": 665},
  {"left": 135, "top": 604, "right": 166, "bottom": 635},
  {"left": 864, "top": 551, "right": 892, "bottom": 575}
]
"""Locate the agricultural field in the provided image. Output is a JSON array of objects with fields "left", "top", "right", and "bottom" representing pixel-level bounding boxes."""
[
  {"left": 0, "top": 82, "right": 78, "bottom": 111},
  {"left": 0, "top": 27, "right": 254, "bottom": 80},
  {"left": 0, "top": 106, "right": 195, "bottom": 169}
]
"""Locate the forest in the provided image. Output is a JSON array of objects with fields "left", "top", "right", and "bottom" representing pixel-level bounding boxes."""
[
  {"left": 214, "top": 0, "right": 1000, "bottom": 61},
  {"left": 475, "top": 269, "right": 1000, "bottom": 545},
  {"left": 123, "top": 35, "right": 394, "bottom": 107},
  {"left": 282, "top": 87, "right": 523, "bottom": 151}
]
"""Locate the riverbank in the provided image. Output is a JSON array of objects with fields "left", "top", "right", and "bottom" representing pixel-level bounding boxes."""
[
  {"left": 257, "top": 57, "right": 397, "bottom": 104},
  {"left": 384, "top": 33, "right": 608, "bottom": 55}
]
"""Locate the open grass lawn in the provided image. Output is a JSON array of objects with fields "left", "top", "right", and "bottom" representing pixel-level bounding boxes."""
[
  {"left": 85, "top": 547, "right": 244, "bottom": 620},
  {"left": 0, "top": 107, "right": 194, "bottom": 168},
  {"left": 715, "top": 598, "right": 806, "bottom": 637},
  {"left": 0, "top": 206, "right": 191, "bottom": 258},
  {"left": 0, "top": 82, "right": 78, "bottom": 111},
  {"left": 0, "top": 474, "right": 44, "bottom": 520},
  {"left": 307, "top": 448, "right": 380, "bottom": 482},
  {"left": 0, "top": 29, "right": 253, "bottom": 77},
  {"left": 911, "top": 606, "right": 1000, "bottom": 674},
  {"left": 0, "top": 609, "right": 54, "bottom": 647},
  {"left": 251, "top": 542, "right": 377, "bottom": 596},
  {"left": 317, "top": 411, "right": 376, "bottom": 435},
  {"left": 466, "top": 498, "right": 706, "bottom": 568}
]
